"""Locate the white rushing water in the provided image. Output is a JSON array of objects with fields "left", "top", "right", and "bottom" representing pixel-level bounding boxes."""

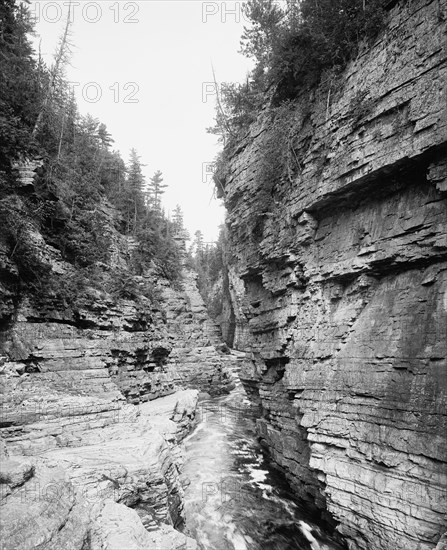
[{"left": 182, "top": 377, "right": 346, "bottom": 550}]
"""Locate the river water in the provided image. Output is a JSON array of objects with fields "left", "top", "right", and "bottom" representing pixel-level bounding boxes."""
[{"left": 182, "top": 378, "right": 346, "bottom": 550}]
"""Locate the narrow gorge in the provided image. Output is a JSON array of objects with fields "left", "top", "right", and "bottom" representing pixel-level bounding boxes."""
[
  {"left": 0, "top": 200, "right": 235, "bottom": 548},
  {"left": 1, "top": 1, "right": 446, "bottom": 549}
]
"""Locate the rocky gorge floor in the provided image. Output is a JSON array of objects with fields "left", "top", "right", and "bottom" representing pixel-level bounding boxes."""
[
  {"left": 0, "top": 388, "right": 199, "bottom": 549},
  {"left": 0, "top": 225, "right": 239, "bottom": 549}
]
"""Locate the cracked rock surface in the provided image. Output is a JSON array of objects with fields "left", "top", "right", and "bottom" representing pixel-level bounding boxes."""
[{"left": 221, "top": 1, "right": 447, "bottom": 549}]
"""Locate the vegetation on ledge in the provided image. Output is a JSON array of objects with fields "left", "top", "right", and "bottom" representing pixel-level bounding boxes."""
[
  {"left": 0, "top": 1, "right": 181, "bottom": 315},
  {"left": 209, "top": 0, "right": 387, "bottom": 145},
  {"left": 210, "top": 0, "right": 388, "bottom": 238}
]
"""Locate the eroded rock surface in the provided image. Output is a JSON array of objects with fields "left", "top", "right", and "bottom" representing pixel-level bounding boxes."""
[
  {"left": 90, "top": 500, "right": 197, "bottom": 550},
  {"left": 0, "top": 390, "right": 199, "bottom": 550},
  {"left": 221, "top": 1, "right": 447, "bottom": 549},
  {"left": 163, "top": 268, "right": 236, "bottom": 395},
  {"left": 0, "top": 216, "right": 229, "bottom": 548}
]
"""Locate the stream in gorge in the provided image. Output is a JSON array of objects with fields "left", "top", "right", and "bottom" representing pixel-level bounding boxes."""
[{"left": 182, "top": 377, "right": 346, "bottom": 550}]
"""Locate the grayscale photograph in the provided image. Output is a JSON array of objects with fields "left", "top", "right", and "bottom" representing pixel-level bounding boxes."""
[{"left": 0, "top": 1, "right": 446, "bottom": 549}]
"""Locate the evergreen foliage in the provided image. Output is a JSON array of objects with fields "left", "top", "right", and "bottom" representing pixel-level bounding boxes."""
[
  {"left": 172, "top": 204, "right": 190, "bottom": 239},
  {"left": 147, "top": 170, "right": 167, "bottom": 210},
  {"left": 0, "top": 0, "right": 41, "bottom": 168},
  {"left": 188, "top": 227, "right": 226, "bottom": 320},
  {"left": 192, "top": 230, "right": 205, "bottom": 257},
  {"left": 0, "top": 1, "right": 182, "bottom": 304},
  {"left": 209, "top": 0, "right": 387, "bottom": 143},
  {"left": 121, "top": 148, "right": 146, "bottom": 233}
]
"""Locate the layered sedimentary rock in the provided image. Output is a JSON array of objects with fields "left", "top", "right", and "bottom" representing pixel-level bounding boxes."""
[
  {"left": 162, "top": 268, "right": 236, "bottom": 395},
  {"left": 0, "top": 389, "right": 198, "bottom": 549},
  {"left": 0, "top": 171, "right": 232, "bottom": 547},
  {"left": 209, "top": 259, "right": 251, "bottom": 350},
  {"left": 221, "top": 1, "right": 447, "bottom": 549},
  {"left": 0, "top": 285, "right": 224, "bottom": 547}
]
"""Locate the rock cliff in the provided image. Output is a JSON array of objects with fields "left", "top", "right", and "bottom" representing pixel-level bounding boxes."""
[
  {"left": 162, "top": 267, "right": 236, "bottom": 395},
  {"left": 220, "top": 1, "right": 447, "bottom": 549},
  {"left": 0, "top": 169, "right": 233, "bottom": 548}
]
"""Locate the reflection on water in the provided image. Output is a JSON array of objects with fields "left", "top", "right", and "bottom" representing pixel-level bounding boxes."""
[{"left": 182, "top": 379, "right": 345, "bottom": 550}]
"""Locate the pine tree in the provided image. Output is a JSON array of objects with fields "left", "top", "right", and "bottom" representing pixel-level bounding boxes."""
[
  {"left": 0, "top": 0, "right": 41, "bottom": 169},
  {"left": 172, "top": 204, "right": 184, "bottom": 234},
  {"left": 125, "top": 149, "right": 146, "bottom": 233},
  {"left": 32, "top": 1, "right": 73, "bottom": 139},
  {"left": 97, "top": 123, "right": 114, "bottom": 149},
  {"left": 101, "top": 149, "right": 125, "bottom": 198},
  {"left": 193, "top": 230, "right": 204, "bottom": 258},
  {"left": 0, "top": 3, "right": 184, "bottom": 288},
  {"left": 61, "top": 87, "right": 78, "bottom": 156},
  {"left": 147, "top": 170, "right": 167, "bottom": 210}
]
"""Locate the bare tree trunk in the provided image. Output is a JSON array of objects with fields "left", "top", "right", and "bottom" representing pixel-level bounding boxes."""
[
  {"left": 57, "top": 112, "right": 66, "bottom": 162},
  {"left": 32, "top": 2, "right": 72, "bottom": 138},
  {"left": 211, "top": 64, "right": 235, "bottom": 141}
]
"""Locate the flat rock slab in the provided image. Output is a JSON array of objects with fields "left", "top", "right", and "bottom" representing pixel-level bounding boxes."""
[
  {"left": 90, "top": 500, "right": 197, "bottom": 550},
  {"left": 0, "top": 390, "right": 200, "bottom": 549}
]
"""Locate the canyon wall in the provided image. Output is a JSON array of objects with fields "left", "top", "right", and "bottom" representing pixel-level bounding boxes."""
[
  {"left": 162, "top": 267, "right": 236, "bottom": 395},
  {"left": 221, "top": 1, "right": 447, "bottom": 549},
  {"left": 0, "top": 180, "right": 232, "bottom": 548}
]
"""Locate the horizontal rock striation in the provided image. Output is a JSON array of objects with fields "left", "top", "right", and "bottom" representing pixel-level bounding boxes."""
[
  {"left": 0, "top": 279, "right": 228, "bottom": 547},
  {"left": 221, "top": 1, "right": 447, "bottom": 549},
  {"left": 0, "top": 390, "right": 199, "bottom": 549},
  {"left": 0, "top": 174, "right": 232, "bottom": 547},
  {"left": 163, "top": 268, "right": 236, "bottom": 395}
]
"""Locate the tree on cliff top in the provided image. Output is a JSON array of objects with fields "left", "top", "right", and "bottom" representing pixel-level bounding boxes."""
[
  {"left": 0, "top": 0, "right": 41, "bottom": 168},
  {"left": 32, "top": 1, "right": 73, "bottom": 139},
  {"left": 241, "top": 0, "right": 386, "bottom": 93},
  {"left": 1, "top": 1, "right": 182, "bottom": 295},
  {"left": 125, "top": 148, "right": 146, "bottom": 232},
  {"left": 208, "top": 0, "right": 386, "bottom": 141},
  {"left": 172, "top": 204, "right": 184, "bottom": 233},
  {"left": 193, "top": 230, "right": 204, "bottom": 258},
  {"left": 147, "top": 170, "right": 167, "bottom": 210}
]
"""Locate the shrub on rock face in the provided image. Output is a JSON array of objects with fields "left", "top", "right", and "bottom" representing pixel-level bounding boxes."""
[
  {"left": 0, "top": 195, "right": 51, "bottom": 284},
  {"left": 132, "top": 217, "right": 181, "bottom": 283},
  {"left": 209, "top": 0, "right": 386, "bottom": 142},
  {"left": 210, "top": 0, "right": 387, "bottom": 243},
  {"left": 271, "top": 0, "right": 386, "bottom": 98}
]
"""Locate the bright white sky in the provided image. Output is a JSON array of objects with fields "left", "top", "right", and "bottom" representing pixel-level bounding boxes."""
[{"left": 30, "top": 0, "right": 254, "bottom": 242}]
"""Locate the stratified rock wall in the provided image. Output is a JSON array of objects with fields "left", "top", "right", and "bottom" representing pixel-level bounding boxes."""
[
  {"left": 0, "top": 271, "right": 228, "bottom": 548},
  {"left": 163, "top": 268, "right": 235, "bottom": 395},
  {"left": 0, "top": 274, "right": 209, "bottom": 548},
  {"left": 222, "top": 1, "right": 447, "bottom": 549},
  {"left": 0, "top": 175, "right": 231, "bottom": 548}
]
